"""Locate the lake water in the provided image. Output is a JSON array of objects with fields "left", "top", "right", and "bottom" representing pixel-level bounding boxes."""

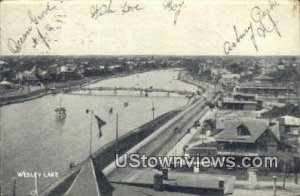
[{"left": 0, "top": 69, "right": 197, "bottom": 195}]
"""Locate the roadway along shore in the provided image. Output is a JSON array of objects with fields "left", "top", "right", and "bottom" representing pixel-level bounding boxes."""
[
  {"left": 37, "top": 69, "right": 217, "bottom": 195},
  {"left": 106, "top": 90, "right": 217, "bottom": 181},
  {"left": 40, "top": 91, "right": 217, "bottom": 196}
]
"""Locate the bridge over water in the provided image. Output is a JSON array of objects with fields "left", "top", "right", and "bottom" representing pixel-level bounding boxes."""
[{"left": 74, "top": 86, "right": 197, "bottom": 97}]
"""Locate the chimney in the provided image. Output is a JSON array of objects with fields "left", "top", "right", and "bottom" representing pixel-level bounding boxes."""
[{"left": 268, "top": 117, "right": 276, "bottom": 127}]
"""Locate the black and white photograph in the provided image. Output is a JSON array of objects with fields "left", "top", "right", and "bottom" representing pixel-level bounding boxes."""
[{"left": 0, "top": 0, "right": 299, "bottom": 195}]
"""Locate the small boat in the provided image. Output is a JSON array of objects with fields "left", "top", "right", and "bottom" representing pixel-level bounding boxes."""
[
  {"left": 123, "top": 102, "right": 129, "bottom": 107},
  {"left": 55, "top": 97, "right": 66, "bottom": 120},
  {"left": 55, "top": 107, "right": 66, "bottom": 120},
  {"left": 109, "top": 107, "right": 113, "bottom": 114}
]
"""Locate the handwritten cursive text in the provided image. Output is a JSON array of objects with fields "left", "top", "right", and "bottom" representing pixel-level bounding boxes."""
[
  {"left": 121, "top": 0, "right": 144, "bottom": 14},
  {"left": 7, "top": 2, "right": 65, "bottom": 54},
  {"left": 91, "top": 0, "right": 116, "bottom": 20},
  {"left": 163, "top": 0, "right": 185, "bottom": 25},
  {"left": 223, "top": 0, "right": 280, "bottom": 55}
]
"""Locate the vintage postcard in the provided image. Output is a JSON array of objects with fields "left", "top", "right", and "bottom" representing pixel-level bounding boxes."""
[{"left": 0, "top": 0, "right": 299, "bottom": 195}]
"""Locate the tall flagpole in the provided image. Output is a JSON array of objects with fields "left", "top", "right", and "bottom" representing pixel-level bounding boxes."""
[
  {"left": 296, "top": 63, "right": 300, "bottom": 185},
  {"left": 116, "top": 113, "right": 119, "bottom": 153},
  {"left": 89, "top": 110, "right": 94, "bottom": 157}
]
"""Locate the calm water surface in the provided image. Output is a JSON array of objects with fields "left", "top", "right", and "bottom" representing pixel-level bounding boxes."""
[{"left": 1, "top": 69, "right": 197, "bottom": 195}]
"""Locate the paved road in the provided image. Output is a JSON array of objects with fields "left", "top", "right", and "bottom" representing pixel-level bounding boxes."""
[{"left": 108, "top": 91, "right": 217, "bottom": 182}]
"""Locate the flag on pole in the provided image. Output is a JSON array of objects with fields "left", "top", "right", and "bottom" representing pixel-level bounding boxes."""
[{"left": 94, "top": 115, "right": 106, "bottom": 138}]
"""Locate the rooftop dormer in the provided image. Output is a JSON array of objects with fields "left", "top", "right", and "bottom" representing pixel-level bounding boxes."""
[{"left": 237, "top": 123, "right": 251, "bottom": 136}]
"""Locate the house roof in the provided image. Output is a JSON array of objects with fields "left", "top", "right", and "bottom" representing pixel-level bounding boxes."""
[
  {"left": 210, "top": 68, "right": 230, "bottom": 75},
  {"left": 253, "top": 75, "right": 273, "bottom": 81},
  {"left": 278, "top": 115, "right": 300, "bottom": 126},
  {"left": 64, "top": 158, "right": 114, "bottom": 196},
  {"left": 0, "top": 80, "right": 12, "bottom": 85},
  {"left": 236, "top": 83, "right": 290, "bottom": 89},
  {"left": 222, "top": 98, "right": 257, "bottom": 104},
  {"left": 232, "top": 93, "right": 257, "bottom": 98},
  {"left": 64, "top": 160, "right": 99, "bottom": 196},
  {"left": 222, "top": 74, "right": 240, "bottom": 79},
  {"left": 215, "top": 119, "right": 279, "bottom": 143}
]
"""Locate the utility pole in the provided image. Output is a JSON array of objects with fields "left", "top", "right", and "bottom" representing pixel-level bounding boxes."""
[
  {"left": 12, "top": 178, "right": 16, "bottom": 196},
  {"left": 116, "top": 113, "right": 119, "bottom": 153},
  {"left": 0, "top": 107, "right": 2, "bottom": 196},
  {"left": 273, "top": 176, "right": 277, "bottom": 196},
  {"left": 297, "top": 63, "right": 300, "bottom": 112},
  {"left": 296, "top": 62, "right": 300, "bottom": 127},
  {"left": 294, "top": 60, "right": 300, "bottom": 184},
  {"left": 283, "top": 148, "right": 287, "bottom": 189},
  {"left": 89, "top": 110, "right": 94, "bottom": 157},
  {"left": 151, "top": 101, "right": 155, "bottom": 119},
  {"left": 0, "top": 63, "right": 2, "bottom": 82},
  {"left": 294, "top": 156, "right": 298, "bottom": 184}
]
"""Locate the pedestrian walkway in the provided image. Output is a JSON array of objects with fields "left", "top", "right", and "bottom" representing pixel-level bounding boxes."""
[{"left": 166, "top": 108, "right": 215, "bottom": 157}]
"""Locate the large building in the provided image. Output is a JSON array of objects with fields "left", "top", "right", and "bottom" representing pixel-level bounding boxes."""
[
  {"left": 278, "top": 115, "right": 300, "bottom": 135},
  {"left": 214, "top": 119, "right": 280, "bottom": 157},
  {"left": 233, "top": 93, "right": 257, "bottom": 101},
  {"left": 234, "top": 85, "right": 294, "bottom": 96},
  {"left": 220, "top": 98, "right": 262, "bottom": 111}
]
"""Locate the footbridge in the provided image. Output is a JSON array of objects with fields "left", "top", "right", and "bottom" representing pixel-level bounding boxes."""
[{"left": 78, "top": 86, "right": 197, "bottom": 97}]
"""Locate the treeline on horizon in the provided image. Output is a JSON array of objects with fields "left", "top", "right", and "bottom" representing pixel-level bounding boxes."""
[
  {"left": 0, "top": 55, "right": 297, "bottom": 68},
  {"left": 0, "top": 55, "right": 298, "bottom": 84}
]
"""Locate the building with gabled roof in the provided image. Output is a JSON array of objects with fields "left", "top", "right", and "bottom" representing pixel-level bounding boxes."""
[
  {"left": 215, "top": 119, "right": 280, "bottom": 156},
  {"left": 253, "top": 75, "right": 274, "bottom": 84}
]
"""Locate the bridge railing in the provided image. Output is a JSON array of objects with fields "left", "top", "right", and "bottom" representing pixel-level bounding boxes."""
[{"left": 79, "top": 86, "right": 195, "bottom": 95}]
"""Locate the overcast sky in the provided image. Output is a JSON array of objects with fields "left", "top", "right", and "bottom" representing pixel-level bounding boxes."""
[{"left": 0, "top": 0, "right": 299, "bottom": 56}]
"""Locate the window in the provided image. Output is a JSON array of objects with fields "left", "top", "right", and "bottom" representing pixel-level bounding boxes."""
[
  {"left": 237, "top": 123, "right": 251, "bottom": 136},
  {"left": 285, "top": 126, "right": 291, "bottom": 133}
]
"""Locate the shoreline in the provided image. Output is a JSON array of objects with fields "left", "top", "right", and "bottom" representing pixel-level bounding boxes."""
[
  {"left": 178, "top": 70, "right": 208, "bottom": 92},
  {"left": 0, "top": 68, "right": 192, "bottom": 107},
  {"left": 0, "top": 69, "right": 154, "bottom": 107}
]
